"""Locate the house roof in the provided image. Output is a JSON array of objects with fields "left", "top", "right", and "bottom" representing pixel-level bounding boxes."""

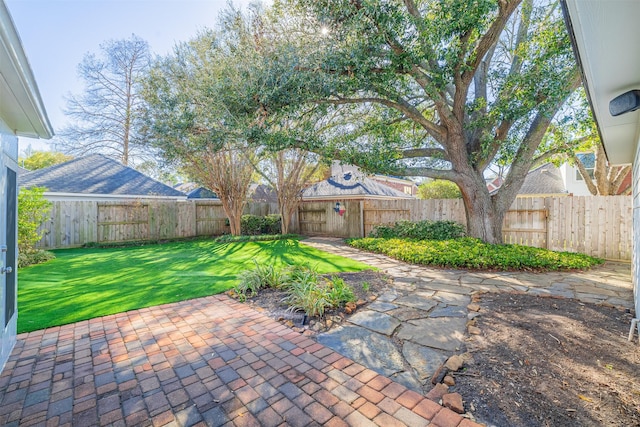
[
  {"left": 251, "top": 184, "right": 277, "bottom": 203},
  {"left": 518, "top": 164, "right": 568, "bottom": 195},
  {"left": 0, "top": 1, "right": 53, "bottom": 138},
  {"left": 303, "top": 172, "right": 415, "bottom": 200},
  {"left": 187, "top": 187, "right": 218, "bottom": 199},
  {"left": 19, "top": 154, "right": 186, "bottom": 198}
]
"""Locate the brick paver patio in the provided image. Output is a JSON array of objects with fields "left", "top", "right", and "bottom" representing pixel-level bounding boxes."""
[{"left": 0, "top": 295, "right": 480, "bottom": 426}]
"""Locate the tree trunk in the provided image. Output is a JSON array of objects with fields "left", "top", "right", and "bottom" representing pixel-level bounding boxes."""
[
  {"left": 280, "top": 205, "right": 290, "bottom": 235},
  {"left": 458, "top": 174, "right": 505, "bottom": 244}
]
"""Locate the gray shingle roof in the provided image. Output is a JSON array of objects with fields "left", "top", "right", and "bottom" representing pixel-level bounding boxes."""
[
  {"left": 19, "top": 154, "right": 185, "bottom": 197},
  {"left": 519, "top": 164, "right": 568, "bottom": 195},
  {"left": 187, "top": 187, "right": 218, "bottom": 199},
  {"left": 303, "top": 172, "right": 414, "bottom": 199}
]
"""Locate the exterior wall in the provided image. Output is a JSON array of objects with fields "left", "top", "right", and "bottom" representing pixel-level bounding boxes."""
[
  {"left": 0, "top": 118, "right": 18, "bottom": 373},
  {"left": 559, "top": 162, "right": 591, "bottom": 196},
  {"left": 633, "top": 138, "right": 640, "bottom": 318}
]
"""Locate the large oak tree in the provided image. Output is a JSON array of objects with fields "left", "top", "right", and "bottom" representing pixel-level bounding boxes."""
[{"left": 262, "top": 0, "right": 580, "bottom": 243}]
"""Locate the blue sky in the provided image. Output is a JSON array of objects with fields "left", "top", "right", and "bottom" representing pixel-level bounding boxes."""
[{"left": 6, "top": 0, "right": 255, "bottom": 153}]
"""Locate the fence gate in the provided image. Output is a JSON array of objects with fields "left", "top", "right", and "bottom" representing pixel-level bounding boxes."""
[{"left": 502, "top": 197, "right": 548, "bottom": 248}]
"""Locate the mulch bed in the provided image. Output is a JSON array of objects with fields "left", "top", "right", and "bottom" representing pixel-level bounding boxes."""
[
  {"left": 243, "top": 269, "right": 391, "bottom": 332},
  {"left": 454, "top": 292, "right": 640, "bottom": 427}
]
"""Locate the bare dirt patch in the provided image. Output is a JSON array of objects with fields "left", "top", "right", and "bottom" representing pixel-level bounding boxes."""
[{"left": 455, "top": 292, "right": 640, "bottom": 427}]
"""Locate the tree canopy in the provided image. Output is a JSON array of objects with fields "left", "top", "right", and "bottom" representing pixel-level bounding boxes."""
[
  {"left": 247, "top": 0, "right": 581, "bottom": 243},
  {"left": 58, "top": 34, "right": 152, "bottom": 166},
  {"left": 417, "top": 180, "right": 462, "bottom": 199},
  {"left": 19, "top": 150, "right": 72, "bottom": 171}
]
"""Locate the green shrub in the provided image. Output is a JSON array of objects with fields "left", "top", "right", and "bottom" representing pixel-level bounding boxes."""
[
  {"left": 18, "top": 250, "right": 55, "bottom": 268},
  {"left": 348, "top": 237, "right": 603, "bottom": 271},
  {"left": 369, "top": 220, "right": 465, "bottom": 240},
  {"left": 240, "top": 214, "right": 282, "bottom": 235},
  {"left": 18, "top": 187, "right": 55, "bottom": 266}
]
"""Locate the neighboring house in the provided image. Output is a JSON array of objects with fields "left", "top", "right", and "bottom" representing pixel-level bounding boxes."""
[
  {"left": 330, "top": 161, "right": 418, "bottom": 197},
  {"left": 0, "top": 1, "right": 53, "bottom": 372},
  {"left": 250, "top": 184, "right": 277, "bottom": 203},
  {"left": 183, "top": 184, "right": 276, "bottom": 202},
  {"left": 370, "top": 175, "right": 418, "bottom": 196},
  {"left": 186, "top": 187, "right": 218, "bottom": 199},
  {"left": 488, "top": 160, "right": 632, "bottom": 197},
  {"left": 562, "top": 0, "right": 640, "bottom": 332},
  {"left": 486, "top": 164, "right": 569, "bottom": 196},
  {"left": 485, "top": 176, "right": 504, "bottom": 193},
  {"left": 303, "top": 171, "right": 415, "bottom": 201},
  {"left": 518, "top": 164, "right": 569, "bottom": 197},
  {"left": 559, "top": 152, "right": 631, "bottom": 196},
  {"left": 19, "top": 154, "right": 187, "bottom": 201}
]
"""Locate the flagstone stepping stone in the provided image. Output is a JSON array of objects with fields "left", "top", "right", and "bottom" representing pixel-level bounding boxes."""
[
  {"left": 402, "top": 342, "right": 448, "bottom": 382},
  {"left": 387, "top": 307, "right": 428, "bottom": 322},
  {"left": 377, "top": 291, "right": 398, "bottom": 302},
  {"left": 416, "top": 282, "right": 472, "bottom": 294},
  {"left": 317, "top": 325, "right": 404, "bottom": 377},
  {"left": 428, "top": 304, "right": 467, "bottom": 318},
  {"left": 367, "top": 301, "right": 398, "bottom": 312},
  {"left": 433, "top": 291, "right": 471, "bottom": 306},
  {"left": 348, "top": 310, "right": 400, "bottom": 335},
  {"left": 397, "top": 317, "right": 467, "bottom": 351},
  {"left": 394, "top": 295, "right": 438, "bottom": 312}
]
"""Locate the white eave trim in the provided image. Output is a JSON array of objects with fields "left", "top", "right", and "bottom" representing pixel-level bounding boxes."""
[{"left": 0, "top": 1, "right": 53, "bottom": 139}]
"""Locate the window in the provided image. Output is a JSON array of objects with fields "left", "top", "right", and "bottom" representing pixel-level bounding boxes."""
[{"left": 575, "top": 153, "right": 595, "bottom": 181}]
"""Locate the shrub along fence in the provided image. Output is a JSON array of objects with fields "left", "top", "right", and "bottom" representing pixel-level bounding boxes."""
[{"left": 35, "top": 195, "right": 631, "bottom": 261}]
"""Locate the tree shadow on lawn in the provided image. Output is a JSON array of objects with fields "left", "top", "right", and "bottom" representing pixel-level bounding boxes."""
[{"left": 18, "top": 238, "right": 371, "bottom": 332}]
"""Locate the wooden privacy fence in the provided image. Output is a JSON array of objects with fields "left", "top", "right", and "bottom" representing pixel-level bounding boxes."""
[
  {"left": 36, "top": 200, "right": 278, "bottom": 249},
  {"left": 297, "top": 196, "right": 632, "bottom": 261},
  {"left": 37, "top": 195, "right": 632, "bottom": 261}
]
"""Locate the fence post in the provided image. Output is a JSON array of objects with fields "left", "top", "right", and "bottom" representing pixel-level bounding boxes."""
[{"left": 359, "top": 201, "right": 364, "bottom": 237}]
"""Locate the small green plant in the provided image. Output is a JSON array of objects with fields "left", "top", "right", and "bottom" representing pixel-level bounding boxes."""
[
  {"left": 368, "top": 220, "right": 465, "bottom": 241},
  {"left": 282, "top": 279, "right": 330, "bottom": 317},
  {"left": 361, "top": 281, "right": 371, "bottom": 292},
  {"left": 18, "top": 249, "right": 55, "bottom": 268},
  {"left": 326, "top": 276, "right": 356, "bottom": 307},
  {"left": 233, "top": 260, "right": 285, "bottom": 301},
  {"left": 281, "top": 273, "right": 356, "bottom": 318}
]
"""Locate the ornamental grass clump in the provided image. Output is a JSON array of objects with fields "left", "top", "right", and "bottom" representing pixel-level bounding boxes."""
[
  {"left": 234, "top": 261, "right": 285, "bottom": 301},
  {"left": 282, "top": 275, "right": 355, "bottom": 318},
  {"left": 234, "top": 262, "right": 357, "bottom": 317},
  {"left": 348, "top": 237, "right": 603, "bottom": 271}
]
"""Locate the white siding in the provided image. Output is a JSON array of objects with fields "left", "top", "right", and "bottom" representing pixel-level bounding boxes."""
[
  {"left": 633, "top": 138, "right": 640, "bottom": 318},
  {"left": 559, "top": 162, "right": 591, "bottom": 196},
  {"left": 0, "top": 117, "right": 18, "bottom": 373}
]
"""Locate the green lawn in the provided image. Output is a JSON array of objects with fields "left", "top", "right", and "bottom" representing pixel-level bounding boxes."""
[{"left": 18, "top": 238, "right": 371, "bottom": 333}]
